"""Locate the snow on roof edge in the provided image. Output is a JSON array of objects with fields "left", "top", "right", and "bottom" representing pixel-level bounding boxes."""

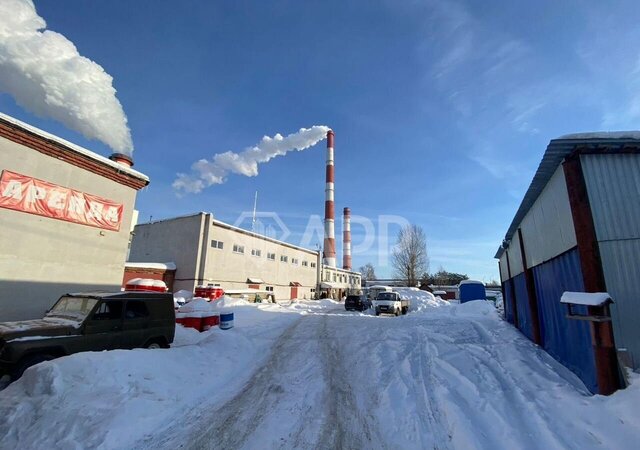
[
  {"left": 0, "top": 112, "right": 149, "bottom": 182},
  {"left": 560, "top": 292, "right": 612, "bottom": 306},
  {"left": 459, "top": 280, "right": 484, "bottom": 286},
  {"left": 125, "top": 262, "right": 177, "bottom": 271},
  {"left": 557, "top": 131, "right": 640, "bottom": 140}
]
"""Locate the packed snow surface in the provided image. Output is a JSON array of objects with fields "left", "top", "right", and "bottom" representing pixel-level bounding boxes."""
[{"left": 1, "top": 294, "right": 639, "bottom": 450}]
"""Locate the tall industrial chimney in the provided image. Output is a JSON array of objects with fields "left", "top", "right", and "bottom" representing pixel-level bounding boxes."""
[
  {"left": 323, "top": 130, "right": 336, "bottom": 267},
  {"left": 343, "top": 207, "right": 352, "bottom": 270}
]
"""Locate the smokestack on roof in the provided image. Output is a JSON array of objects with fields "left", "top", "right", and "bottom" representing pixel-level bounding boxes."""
[
  {"left": 323, "top": 130, "right": 336, "bottom": 267},
  {"left": 343, "top": 207, "right": 352, "bottom": 271},
  {"left": 109, "top": 152, "right": 134, "bottom": 168}
]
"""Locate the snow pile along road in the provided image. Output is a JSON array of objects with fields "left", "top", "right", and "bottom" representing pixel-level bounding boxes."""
[
  {"left": 0, "top": 300, "right": 298, "bottom": 449},
  {"left": 2, "top": 298, "right": 640, "bottom": 449},
  {"left": 393, "top": 287, "right": 450, "bottom": 311}
]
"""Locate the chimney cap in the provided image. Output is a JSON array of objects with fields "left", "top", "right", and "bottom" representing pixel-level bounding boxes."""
[
  {"left": 326, "top": 130, "right": 335, "bottom": 148},
  {"left": 343, "top": 207, "right": 351, "bottom": 214},
  {"left": 109, "top": 152, "right": 134, "bottom": 167}
]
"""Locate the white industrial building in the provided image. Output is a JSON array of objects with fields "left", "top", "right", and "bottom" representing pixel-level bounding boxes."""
[
  {"left": 129, "top": 212, "right": 361, "bottom": 300},
  {"left": 0, "top": 113, "right": 149, "bottom": 321}
]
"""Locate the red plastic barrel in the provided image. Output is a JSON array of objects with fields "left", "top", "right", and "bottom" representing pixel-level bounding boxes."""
[
  {"left": 175, "top": 313, "right": 202, "bottom": 331},
  {"left": 194, "top": 286, "right": 225, "bottom": 301}
]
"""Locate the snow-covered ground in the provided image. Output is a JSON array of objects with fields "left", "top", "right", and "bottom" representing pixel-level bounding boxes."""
[{"left": 1, "top": 294, "right": 639, "bottom": 449}]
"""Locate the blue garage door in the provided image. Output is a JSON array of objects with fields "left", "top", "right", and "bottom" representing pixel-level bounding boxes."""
[
  {"left": 532, "top": 248, "right": 597, "bottom": 393},
  {"left": 503, "top": 281, "right": 514, "bottom": 324},
  {"left": 513, "top": 273, "right": 534, "bottom": 341}
]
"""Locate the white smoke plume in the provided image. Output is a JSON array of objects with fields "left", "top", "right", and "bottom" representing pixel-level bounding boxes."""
[
  {"left": 0, "top": 0, "right": 133, "bottom": 154},
  {"left": 173, "top": 125, "right": 330, "bottom": 193}
]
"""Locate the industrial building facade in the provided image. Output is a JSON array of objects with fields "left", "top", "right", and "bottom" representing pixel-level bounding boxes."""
[
  {"left": 129, "top": 212, "right": 361, "bottom": 300},
  {"left": 496, "top": 133, "right": 640, "bottom": 395},
  {"left": 0, "top": 113, "right": 149, "bottom": 321}
]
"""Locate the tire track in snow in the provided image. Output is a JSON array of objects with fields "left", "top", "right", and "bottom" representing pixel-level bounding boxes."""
[
  {"left": 178, "top": 310, "right": 384, "bottom": 450},
  {"left": 466, "top": 320, "right": 596, "bottom": 449},
  {"left": 315, "top": 314, "right": 385, "bottom": 450},
  {"left": 185, "top": 316, "right": 324, "bottom": 449},
  {"left": 394, "top": 331, "right": 454, "bottom": 449}
]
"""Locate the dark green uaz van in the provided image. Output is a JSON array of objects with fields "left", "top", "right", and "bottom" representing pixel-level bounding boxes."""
[{"left": 0, "top": 291, "right": 175, "bottom": 380}]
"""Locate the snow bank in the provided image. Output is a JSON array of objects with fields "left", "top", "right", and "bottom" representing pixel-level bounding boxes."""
[
  {"left": 210, "top": 295, "right": 252, "bottom": 309},
  {"left": 283, "top": 299, "right": 341, "bottom": 314},
  {"left": 393, "top": 288, "right": 450, "bottom": 313},
  {"left": 177, "top": 297, "right": 215, "bottom": 313},
  {"left": 453, "top": 299, "right": 498, "bottom": 317},
  {"left": 0, "top": 300, "right": 299, "bottom": 449},
  {"left": 173, "top": 289, "right": 193, "bottom": 307}
]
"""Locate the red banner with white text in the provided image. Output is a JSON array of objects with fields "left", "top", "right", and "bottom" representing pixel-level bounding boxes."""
[{"left": 0, "top": 170, "right": 124, "bottom": 231}]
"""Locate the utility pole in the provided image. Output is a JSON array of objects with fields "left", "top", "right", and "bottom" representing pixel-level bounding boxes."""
[{"left": 251, "top": 191, "right": 258, "bottom": 232}]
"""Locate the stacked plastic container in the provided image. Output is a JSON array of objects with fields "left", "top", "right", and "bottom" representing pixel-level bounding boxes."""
[
  {"left": 175, "top": 298, "right": 220, "bottom": 332},
  {"left": 194, "top": 285, "right": 225, "bottom": 301}
]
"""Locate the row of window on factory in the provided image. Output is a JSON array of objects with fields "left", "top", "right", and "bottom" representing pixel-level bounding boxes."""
[
  {"left": 211, "top": 239, "right": 317, "bottom": 268},
  {"left": 324, "top": 271, "right": 359, "bottom": 285}
]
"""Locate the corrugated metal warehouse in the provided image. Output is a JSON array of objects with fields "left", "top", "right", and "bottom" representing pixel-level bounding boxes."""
[
  {"left": 0, "top": 113, "right": 149, "bottom": 321},
  {"left": 496, "top": 132, "right": 640, "bottom": 395}
]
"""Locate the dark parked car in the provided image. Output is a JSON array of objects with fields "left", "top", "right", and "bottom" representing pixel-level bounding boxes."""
[
  {"left": 345, "top": 294, "right": 371, "bottom": 312},
  {"left": 0, "top": 291, "right": 175, "bottom": 380}
]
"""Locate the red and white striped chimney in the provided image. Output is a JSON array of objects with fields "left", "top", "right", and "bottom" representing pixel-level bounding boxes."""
[
  {"left": 323, "top": 130, "right": 336, "bottom": 267},
  {"left": 343, "top": 207, "right": 351, "bottom": 270}
]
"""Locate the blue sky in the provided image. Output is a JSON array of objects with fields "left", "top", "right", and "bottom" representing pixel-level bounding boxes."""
[{"left": 2, "top": 0, "right": 640, "bottom": 281}]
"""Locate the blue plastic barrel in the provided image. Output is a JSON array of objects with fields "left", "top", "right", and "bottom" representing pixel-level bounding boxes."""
[{"left": 220, "top": 312, "right": 234, "bottom": 330}]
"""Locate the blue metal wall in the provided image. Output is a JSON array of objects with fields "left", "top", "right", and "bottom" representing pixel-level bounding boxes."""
[
  {"left": 513, "top": 273, "right": 534, "bottom": 341},
  {"left": 532, "top": 248, "right": 598, "bottom": 393},
  {"left": 503, "top": 281, "right": 514, "bottom": 324}
]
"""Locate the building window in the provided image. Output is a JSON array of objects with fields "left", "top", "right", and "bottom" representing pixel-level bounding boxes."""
[
  {"left": 325, "top": 272, "right": 330, "bottom": 281},
  {"left": 211, "top": 240, "right": 223, "bottom": 249},
  {"left": 251, "top": 249, "right": 261, "bottom": 257},
  {"left": 266, "top": 286, "right": 274, "bottom": 292},
  {"left": 291, "top": 258, "right": 299, "bottom": 265},
  {"left": 267, "top": 252, "right": 276, "bottom": 261},
  {"left": 280, "top": 255, "right": 288, "bottom": 263},
  {"left": 302, "top": 261, "right": 308, "bottom": 267},
  {"left": 233, "top": 244, "right": 245, "bottom": 254},
  {"left": 310, "top": 262, "right": 316, "bottom": 268},
  {"left": 333, "top": 273, "right": 336, "bottom": 282},
  {"left": 311, "top": 288, "right": 315, "bottom": 294}
]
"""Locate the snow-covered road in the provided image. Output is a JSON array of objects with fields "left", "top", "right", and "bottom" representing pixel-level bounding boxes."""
[
  {"left": 2, "top": 298, "right": 639, "bottom": 450},
  {"left": 142, "top": 303, "right": 639, "bottom": 450}
]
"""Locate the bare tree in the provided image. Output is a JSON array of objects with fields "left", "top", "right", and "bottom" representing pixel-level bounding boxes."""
[
  {"left": 359, "top": 263, "right": 377, "bottom": 282},
  {"left": 392, "top": 224, "right": 429, "bottom": 287}
]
